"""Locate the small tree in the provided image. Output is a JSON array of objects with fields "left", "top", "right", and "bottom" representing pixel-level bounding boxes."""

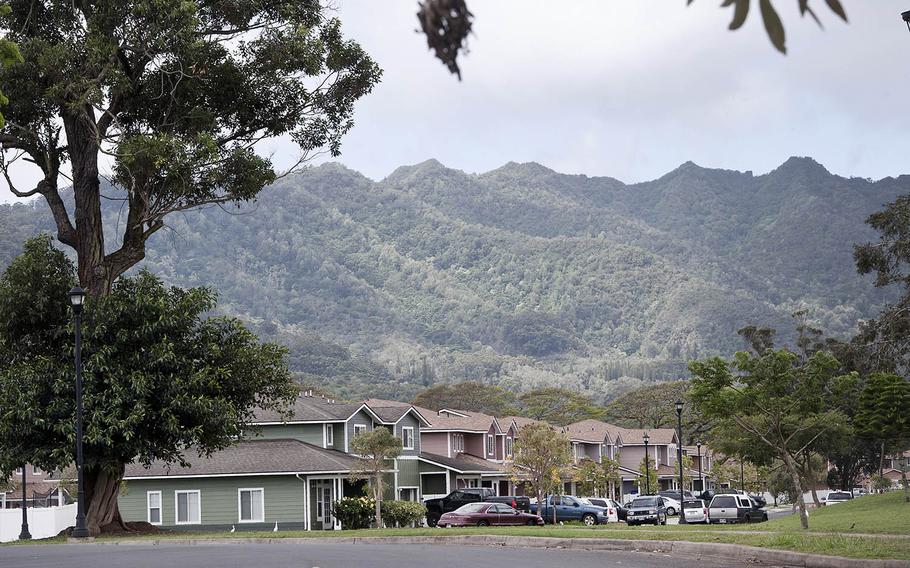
[
  {"left": 574, "top": 456, "right": 622, "bottom": 498},
  {"left": 350, "top": 427, "right": 402, "bottom": 528},
  {"left": 510, "top": 422, "right": 571, "bottom": 521},
  {"left": 637, "top": 456, "right": 657, "bottom": 495}
]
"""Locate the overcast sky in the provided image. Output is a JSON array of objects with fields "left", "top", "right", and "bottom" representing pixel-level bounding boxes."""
[{"left": 3, "top": 1, "right": 909, "bottom": 203}]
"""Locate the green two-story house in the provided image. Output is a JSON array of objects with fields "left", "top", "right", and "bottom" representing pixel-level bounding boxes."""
[{"left": 118, "top": 393, "right": 429, "bottom": 531}]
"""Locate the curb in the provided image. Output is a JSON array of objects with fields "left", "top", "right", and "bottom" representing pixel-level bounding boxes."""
[{"left": 76, "top": 534, "right": 910, "bottom": 568}]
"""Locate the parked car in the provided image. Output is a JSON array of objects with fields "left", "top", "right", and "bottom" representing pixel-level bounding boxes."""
[
  {"left": 579, "top": 498, "right": 619, "bottom": 522},
  {"left": 824, "top": 491, "right": 853, "bottom": 505},
  {"left": 626, "top": 495, "right": 669, "bottom": 526},
  {"left": 707, "top": 494, "right": 768, "bottom": 524},
  {"left": 660, "top": 495, "right": 681, "bottom": 516},
  {"left": 530, "top": 495, "right": 612, "bottom": 525},
  {"left": 424, "top": 489, "right": 531, "bottom": 527},
  {"left": 437, "top": 502, "right": 544, "bottom": 527},
  {"left": 681, "top": 499, "right": 708, "bottom": 524},
  {"left": 583, "top": 497, "right": 627, "bottom": 521},
  {"left": 658, "top": 490, "right": 695, "bottom": 502}
]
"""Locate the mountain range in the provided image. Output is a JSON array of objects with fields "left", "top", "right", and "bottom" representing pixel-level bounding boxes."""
[{"left": 1, "top": 157, "right": 907, "bottom": 402}]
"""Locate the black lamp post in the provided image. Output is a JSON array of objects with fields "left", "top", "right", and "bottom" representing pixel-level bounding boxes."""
[
  {"left": 696, "top": 442, "right": 703, "bottom": 494},
  {"left": 18, "top": 466, "right": 31, "bottom": 540},
  {"left": 903, "top": 10, "right": 910, "bottom": 31},
  {"left": 69, "top": 286, "right": 90, "bottom": 539},
  {"left": 675, "top": 400, "right": 686, "bottom": 524},
  {"left": 643, "top": 432, "right": 650, "bottom": 495}
]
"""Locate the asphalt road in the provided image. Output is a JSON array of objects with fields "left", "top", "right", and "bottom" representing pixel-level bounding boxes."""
[{"left": 2, "top": 542, "right": 774, "bottom": 568}]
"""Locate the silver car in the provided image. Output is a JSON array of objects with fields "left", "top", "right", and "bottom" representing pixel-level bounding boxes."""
[{"left": 682, "top": 499, "right": 708, "bottom": 523}]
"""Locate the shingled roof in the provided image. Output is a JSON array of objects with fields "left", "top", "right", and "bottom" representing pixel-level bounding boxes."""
[
  {"left": 124, "top": 439, "right": 362, "bottom": 478},
  {"left": 619, "top": 428, "right": 677, "bottom": 445},
  {"left": 419, "top": 452, "right": 505, "bottom": 474},
  {"left": 564, "top": 419, "right": 624, "bottom": 444},
  {"left": 252, "top": 393, "right": 369, "bottom": 423},
  {"left": 499, "top": 416, "right": 543, "bottom": 432},
  {"left": 364, "top": 398, "right": 497, "bottom": 433}
]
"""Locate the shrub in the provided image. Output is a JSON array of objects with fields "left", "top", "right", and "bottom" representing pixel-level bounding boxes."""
[
  {"left": 332, "top": 496, "right": 375, "bottom": 529},
  {"left": 380, "top": 500, "right": 427, "bottom": 528}
]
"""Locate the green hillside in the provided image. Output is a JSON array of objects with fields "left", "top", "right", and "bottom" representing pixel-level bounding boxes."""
[{"left": 1, "top": 157, "right": 906, "bottom": 401}]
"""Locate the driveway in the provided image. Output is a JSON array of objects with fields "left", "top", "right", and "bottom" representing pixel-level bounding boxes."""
[{"left": 3, "top": 542, "right": 776, "bottom": 568}]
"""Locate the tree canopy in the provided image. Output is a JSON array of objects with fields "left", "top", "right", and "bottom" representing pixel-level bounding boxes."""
[
  {"left": 689, "top": 348, "right": 849, "bottom": 529},
  {"left": 350, "top": 426, "right": 402, "bottom": 528},
  {"left": 0, "top": 236, "right": 296, "bottom": 534},
  {"left": 0, "top": 0, "right": 380, "bottom": 296}
]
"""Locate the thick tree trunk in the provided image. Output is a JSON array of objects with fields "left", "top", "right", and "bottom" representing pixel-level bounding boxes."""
[
  {"left": 84, "top": 464, "right": 127, "bottom": 536},
  {"left": 782, "top": 453, "right": 809, "bottom": 529}
]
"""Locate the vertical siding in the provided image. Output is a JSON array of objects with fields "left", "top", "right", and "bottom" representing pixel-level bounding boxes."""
[
  {"left": 464, "top": 433, "right": 484, "bottom": 458},
  {"left": 119, "top": 476, "right": 306, "bottom": 530},
  {"left": 619, "top": 446, "right": 645, "bottom": 472},
  {"left": 395, "top": 413, "right": 421, "bottom": 456},
  {"left": 396, "top": 458, "right": 420, "bottom": 487},
  {"left": 346, "top": 409, "right": 374, "bottom": 451}
]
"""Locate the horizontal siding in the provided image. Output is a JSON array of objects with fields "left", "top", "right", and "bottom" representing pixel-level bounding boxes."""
[
  {"left": 120, "top": 476, "right": 306, "bottom": 528},
  {"left": 397, "top": 458, "right": 420, "bottom": 487},
  {"left": 395, "top": 413, "right": 421, "bottom": 456}
]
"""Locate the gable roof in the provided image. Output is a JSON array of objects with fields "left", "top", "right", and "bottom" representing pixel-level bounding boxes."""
[
  {"left": 564, "top": 419, "right": 623, "bottom": 444},
  {"left": 500, "top": 416, "right": 543, "bottom": 432},
  {"left": 370, "top": 405, "right": 431, "bottom": 427},
  {"left": 364, "top": 398, "right": 499, "bottom": 433},
  {"left": 123, "top": 439, "right": 362, "bottom": 479}
]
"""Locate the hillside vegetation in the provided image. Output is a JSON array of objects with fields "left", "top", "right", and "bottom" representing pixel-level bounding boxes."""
[{"left": 1, "top": 157, "right": 906, "bottom": 401}]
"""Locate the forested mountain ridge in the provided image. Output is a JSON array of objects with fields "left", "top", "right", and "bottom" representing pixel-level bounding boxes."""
[{"left": 1, "top": 157, "right": 906, "bottom": 402}]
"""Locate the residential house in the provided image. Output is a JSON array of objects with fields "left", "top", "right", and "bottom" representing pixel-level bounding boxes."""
[
  {"left": 1, "top": 465, "right": 70, "bottom": 510},
  {"left": 119, "top": 393, "right": 427, "bottom": 531}
]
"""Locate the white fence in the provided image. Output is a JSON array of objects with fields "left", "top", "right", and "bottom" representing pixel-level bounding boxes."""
[{"left": 0, "top": 504, "right": 76, "bottom": 542}]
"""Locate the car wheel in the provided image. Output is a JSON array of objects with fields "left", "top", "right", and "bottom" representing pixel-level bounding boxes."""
[
  {"left": 582, "top": 513, "right": 598, "bottom": 526},
  {"left": 477, "top": 520, "right": 490, "bottom": 527},
  {"left": 427, "top": 515, "right": 439, "bottom": 528},
  {"left": 526, "top": 519, "right": 537, "bottom": 526},
  {"left": 666, "top": 507, "right": 676, "bottom": 516}
]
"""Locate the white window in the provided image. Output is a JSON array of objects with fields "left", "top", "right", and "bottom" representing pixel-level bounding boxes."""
[
  {"left": 486, "top": 434, "right": 494, "bottom": 456},
  {"left": 325, "top": 424, "right": 334, "bottom": 447},
  {"left": 354, "top": 424, "right": 368, "bottom": 436},
  {"left": 13, "top": 467, "right": 21, "bottom": 475},
  {"left": 402, "top": 427, "right": 414, "bottom": 450},
  {"left": 505, "top": 437, "right": 513, "bottom": 458},
  {"left": 32, "top": 466, "right": 41, "bottom": 475},
  {"left": 453, "top": 433, "right": 464, "bottom": 453},
  {"left": 238, "top": 488, "right": 264, "bottom": 523},
  {"left": 175, "top": 490, "right": 201, "bottom": 525},
  {"left": 147, "top": 491, "right": 162, "bottom": 525}
]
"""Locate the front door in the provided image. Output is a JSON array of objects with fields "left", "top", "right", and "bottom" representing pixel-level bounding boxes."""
[{"left": 315, "top": 480, "right": 335, "bottom": 530}]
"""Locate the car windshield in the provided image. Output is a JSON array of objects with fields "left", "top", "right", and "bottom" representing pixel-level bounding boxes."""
[
  {"left": 631, "top": 497, "right": 658, "bottom": 507},
  {"left": 454, "top": 502, "right": 488, "bottom": 513}
]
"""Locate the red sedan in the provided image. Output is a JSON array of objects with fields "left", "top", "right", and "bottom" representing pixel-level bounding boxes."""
[{"left": 437, "top": 502, "right": 544, "bottom": 527}]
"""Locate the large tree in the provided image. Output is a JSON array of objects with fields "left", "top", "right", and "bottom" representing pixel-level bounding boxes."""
[
  {"left": 517, "top": 387, "right": 605, "bottom": 426},
  {"left": 0, "top": 1, "right": 380, "bottom": 297},
  {"left": 0, "top": 236, "right": 296, "bottom": 534},
  {"left": 603, "top": 380, "right": 712, "bottom": 443},
  {"left": 689, "top": 349, "right": 849, "bottom": 529}
]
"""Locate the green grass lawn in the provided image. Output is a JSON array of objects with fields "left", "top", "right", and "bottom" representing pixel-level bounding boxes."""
[
  {"left": 7, "top": 492, "right": 910, "bottom": 561},
  {"left": 754, "top": 491, "right": 910, "bottom": 535}
]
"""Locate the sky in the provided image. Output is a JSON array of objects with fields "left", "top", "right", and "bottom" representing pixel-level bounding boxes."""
[{"left": 3, "top": 1, "right": 910, "bottom": 204}]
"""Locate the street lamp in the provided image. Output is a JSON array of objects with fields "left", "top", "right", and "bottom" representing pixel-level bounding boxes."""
[
  {"left": 696, "top": 442, "right": 703, "bottom": 495},
  {"left": 18, "top": 466, "right": 30, "bottom": 540},
  {"left": 68, "top": 286, "right": 89, "bottom": 539},
  {"left": 903, "top": 10, "right": 910, "bottom": 32},
  {"left": 643, "top": 432, "right": 651, "bottom": 495},
  {"left": 675, "top": 400, "right": 686, "bottom": 524}
]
